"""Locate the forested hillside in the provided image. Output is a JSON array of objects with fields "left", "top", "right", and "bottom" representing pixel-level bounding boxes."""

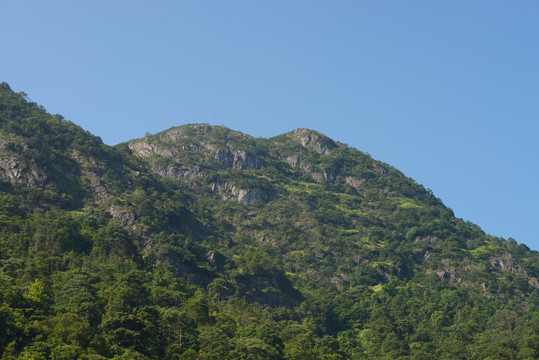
[{"left": 1, "top": 82, "right": 538, "bottom": 359}]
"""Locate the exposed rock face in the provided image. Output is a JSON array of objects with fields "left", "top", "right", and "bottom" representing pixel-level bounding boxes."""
[
  {"left": 323, "top": 169, "right": 338, "bottom": 183},
  {"left": 234, "top": 188, "right": 268, "bottom": 204},
  {"left": 211, "top": 149, "right": 259, "bottom": 170},
  {"left": 0, "top": 157, "right": 22, "bottom": 181},
  {"left": 292, "top": 128, "right": 339, "bottom": 155},
  {"left": 157, "top": 166, "right": 202, "bottom": 178},
  {"left": 0, "top": 134, "right": 45, "bottom": 186},
  {"left": 287, "top": 155, "right": 343, "bottom": 184},
  {"left": 211, "top": 180, "right": 269, "bottom": 204},
  {"left": 286, "top": 156, "right": 303, "bottom": 168},
  {"left": 345, "top": 176, "right": 364, "bottom": 189},
  {"left": 0, "top": 157, "right": 47, "bottom": 186},
  {"left": 129, "top": 141, "right": 179, "bottom": 158},
  {"left": 204, "top": 250, "right": 225, "bottom": 268},
  {"left": 436, "top": 271, "right": 447, "bottom": 279},
  {"left": 69, "top": 150, "right": 114, "bottom": 202},
  {"left": 415, "top": 236, "right": 443, "bottom": 244},
  {"left": 107, "top": 205, "right": 136, "bottom": 228},
  {"left": 89, "top": 179, "right": 110, "bottom": 204},
  {"left": 373, "top": 164, "right": 387, "bottom": 175},
  {"left": 310, "top": 172, "right": 324, "bottom": 183},
  {"left": 492, "top": 252, "right": 539, "bottom": 288},
  {"left": 130, "top": 137, "right": 261, "bottom": 181},
  {"left": 162, "top": 128, "right": 188, "bottom": 142}
]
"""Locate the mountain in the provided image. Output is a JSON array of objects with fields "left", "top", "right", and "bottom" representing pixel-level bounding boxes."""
[{"left": 1, "top": 82, "right": 538, "bottom": 359}]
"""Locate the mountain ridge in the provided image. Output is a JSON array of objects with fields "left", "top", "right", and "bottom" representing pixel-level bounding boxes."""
[{"left": 1, "top": 82, "right": 539, "bottom": 359}]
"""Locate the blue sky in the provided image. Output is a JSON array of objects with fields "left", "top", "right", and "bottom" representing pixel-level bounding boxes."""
[{"left": 2, "top": 1, "right": 538, "bottom": 249}]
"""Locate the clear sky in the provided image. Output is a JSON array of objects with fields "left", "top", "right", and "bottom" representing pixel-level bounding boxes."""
[{"left": 2, "top": 1, "right": 538, "bottom": 249}]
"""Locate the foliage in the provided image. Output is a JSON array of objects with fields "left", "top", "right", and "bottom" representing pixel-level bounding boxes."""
[{"left": 1, "top": 82, "right": 539, "bottom": 358}]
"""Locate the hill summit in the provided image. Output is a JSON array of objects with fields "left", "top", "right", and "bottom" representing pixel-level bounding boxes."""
[{"left": 1, "top": 83, "right": 539, "bottom": 359}]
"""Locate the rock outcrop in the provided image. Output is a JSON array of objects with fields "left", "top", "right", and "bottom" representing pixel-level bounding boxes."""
[
  {"left": 107, "top": 205, "right": 137, "bottom": 228},
  {"left": 291, "top": 128, "right": 340, "bottom": 155},
  {"left": 129, "top": 137, "right": 260, "bottom": 178},
  {"left": 211, "top": 180, "right": 269, "bottom": 204},
  {"left": 129, "top": 141, "right": 179, "bottom": 158},
  {"left": 492, "top": 252, "right": 539, "bottom": 288},
  {"left": 0, "top": 157, "right": 47, "bottom": 186},
  {"left": 156, "top": 166, "right": 202, "bottom": 179},
  {"left": 211, "top": 148, "right": 259, "bottom": 170}
]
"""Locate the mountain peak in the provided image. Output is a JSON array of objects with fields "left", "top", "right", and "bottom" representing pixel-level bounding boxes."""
[
  {"left": 143, "top": 123, "right": 253, "bottom": 145},
  {"left": 283, "top": 127, "right": 342, "bottom": 155}
]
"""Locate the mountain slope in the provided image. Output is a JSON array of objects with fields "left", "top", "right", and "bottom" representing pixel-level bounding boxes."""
[{"left": 1, "top": 83, "right": 538, "bottom": 359}]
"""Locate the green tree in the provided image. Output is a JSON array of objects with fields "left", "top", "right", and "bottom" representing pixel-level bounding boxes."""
[{"left": 197, "top": 327, "right": 231, "bottom": 360}]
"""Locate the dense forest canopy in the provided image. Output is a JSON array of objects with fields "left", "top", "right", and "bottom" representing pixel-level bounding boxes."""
[{"left": 0, "top": 82, "right": 538, "bottom": 359}]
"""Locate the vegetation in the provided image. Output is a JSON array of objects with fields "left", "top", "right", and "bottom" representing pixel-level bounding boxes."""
[{"left": 1, "top": 82, "right": 538, "bottom": 359}]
